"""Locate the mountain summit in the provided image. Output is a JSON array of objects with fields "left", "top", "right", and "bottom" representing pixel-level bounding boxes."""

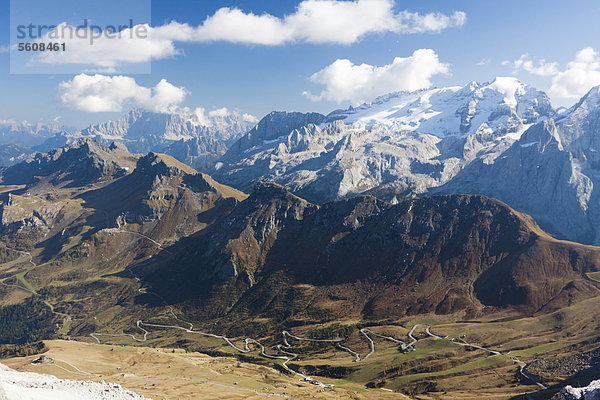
[
  {"left": 211, "top": 79, "right": 554, "bottom": 202},
  {"left": 74, "top": 108, "right": 258, "bottom": 170},
  {"left": 210, "top": 81, "right": 600, "bottom": 244},
  {"left": 325, "top": 77, "right": 553, "bottom": 137},
  {"left": 0, "top": 138, "right": 138, "bottom": 187}
]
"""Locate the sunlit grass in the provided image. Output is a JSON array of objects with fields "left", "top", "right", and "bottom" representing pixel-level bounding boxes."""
[
  {"left": 388, "top": 354, "right": 510, "bottom": 388},
  {"left": 16, "top": 272, "right": 35, "bottom": 292}
]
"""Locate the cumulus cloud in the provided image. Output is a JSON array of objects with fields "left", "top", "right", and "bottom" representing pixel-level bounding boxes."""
[
  {"left": 58, "top": 74, "right": 187, "bottom": 112},
  {"left": 208, "top": 107, "right": 232, "bottom": 118},
  {"left": 188, "top": 107, "right": 258, "bottom": 127},
  {"left": 191, "top": 107, "right": 213, "bottom": 126},
  {"left": 509, "top": 54, "right": 558, "bottom": 76},
  {"left": 549, "top": 47, "right": 600, "bottom": 100},
  {"left": 180, "top": 0, "right": 466, "bottom": 45},
  {"left": 502, "top": 48, "right": 600, "bottom": 101},
  {"left": 0, "top": 45, "right": 9, "bottom": 53},
  {"left": 476, "top": 58, "right": 491, "bottom": 66},
  {"left": 29, "top": 1, "right": 465, "bottom": 69},
  {"left": 304, "top": 49, "right": 449, "bottom": 104},
  {"left": 34, "top": 23, "right": 178, "bottom": 70}
]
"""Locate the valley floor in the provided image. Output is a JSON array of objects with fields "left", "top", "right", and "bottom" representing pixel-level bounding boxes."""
[{"left": 1, "top": 340, "right": 407, "bottom": 399}]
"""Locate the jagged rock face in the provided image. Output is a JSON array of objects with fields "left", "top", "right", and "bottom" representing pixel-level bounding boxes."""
[
  {"left": 82, "top": 152, "right": 247, "bottom": 240},
  {"left": 80, "top": 108, "right": 253, "bottom": 143},
  {"left": 223, "top": 111, "right": 326, "bottom": 153},
  {"left": 148, "top": 184, "right": 600, "bottom": 320},
  {"left": 211, "top": 78, "right": 554, "bottom": 202},
  {"left": 434, "top": 87, "right": 600, "bottom": 244},
  {"left": 212, "top": 118, "right": 463, "bottom": 201},
  {"left": 553, "top": 379, "right": 600, "bottom": 400},
  {"left": 210, "top": 81, "right": 600, "bottom": 245},
  {"left": 0, "top": 120, "right": 70, "bottom": 146},
  {"left": 325, "top": 77, "right": 553, "bottom": 136},
  {"left": 130, "top": 153, "right": 200, "bottom": 222},
  {"left": 79, "top": 109, "right": 257, "bottom": 170},
  {"left": 0, "top": 138, "right": 138, "bottom": 187},
  {"left": 435, "top": 120, "right": 595, "bottom": 243},
  {"left": 0, "top": 194, "right": 62, "bottom": 235},
  {"left": 556, "top": 87, "right": 600, "bottom": 155}
]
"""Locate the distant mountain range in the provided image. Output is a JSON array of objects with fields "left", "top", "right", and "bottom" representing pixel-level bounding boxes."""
[
  {"left": 0, "top": 138, "right": 598, "bottom": 331},
  {"left": 78, "top": 108, "right": 257, "bottom": 169},
  {"left": 212, "top": 77, "right": 555, "bottom": 198},
  {"left": 3, "top": 78, "right": 600, "bottom": 245},
  {"left": 0, "top": 120, "right": 76, "bottom": 166},
  {"left": 209, "top": 78, "right": 600, "bottom": 245},
  {"left": 0, "top": 108, "right": 257, "bottom": 170},
  {"left": 0, "top": 135, "right": 599, "bottom": 398}
]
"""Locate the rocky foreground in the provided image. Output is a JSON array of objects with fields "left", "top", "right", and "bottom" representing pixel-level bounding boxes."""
[
  {"left": 553, "top": 379, "right": 600, "bottom": 400},
  {"left": 0, "top": 363, "right": 148, "bottom": 400}
]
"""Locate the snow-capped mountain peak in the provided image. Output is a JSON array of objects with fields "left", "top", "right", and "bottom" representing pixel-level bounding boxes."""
[
  {"left": 554, "top": 84, "right": 600, "bottom": 155},
  {"left": 68, "top": 107, "right": 259, "bottom": 170},
  {"left": 79, "top": 108, "right": 256, "bottom": 143},
  {"left": 482, "top": 76, "right": 527, "bottom": 107},
  {"left": 324, "top": 77, "right": 554, "bottom": 139}
]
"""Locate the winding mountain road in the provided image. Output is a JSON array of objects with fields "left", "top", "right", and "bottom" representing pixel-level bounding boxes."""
[
  {"left": 86, "top": 242, "right": 547, "bottom": 391},
  {"left": 511, "top": 356, "right": 547, "bottom": 390},
  {"left": 451, "top": 337, "right": 501, "bottom": 355},
  {"left": 104, "top": 228, "right": 165, "bottom": 249},
  {"left": 0, "top": 245, "right": 73, "bottom": 332}
]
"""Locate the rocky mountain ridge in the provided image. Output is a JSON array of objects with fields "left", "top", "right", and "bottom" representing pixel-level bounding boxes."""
[
  {"left": 210, "top": 79, "right": 600, "bottom": 244},
  {"left": 325, "top": 77, "right": 553, "bottom": 136},
  {"left": 141, "top": 181, "right": 600, "bottom": 324},
  {"left": 77, "top": 108, "right": 258, "bottom": 170},
  {"left": 0, "top": 140, "right": 245, "bottom": 256},
  {"left": 0, "top": 141, "right": 599, "bottom": 399},
  {"left": 3, "top": 78, "right": 600, "bottom": 245},
  {"left": 0, "top": 138, "right": 138, "bottom": 187}
]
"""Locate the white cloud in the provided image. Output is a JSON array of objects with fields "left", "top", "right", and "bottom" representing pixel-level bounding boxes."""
[
  {"left": 34, "top": 23, "right": 179, "bottom": 69},
  {"left": 191, "top": 107, "right": 212, "bottom": 126},
  {"left": 187, "top": 107, "right": 258, "bottom": 127},
  {"left": 242, "top": 113, "right": 259, "bottom": 123},
  {"left": 58, "top": 74, "right": 187, "bottom": 112},
  {"left": 28, "top": 1, "right": 465, "bottom": 69},
  {"left": 501, "top": 48, "right": 600, "bottom": 101},
  {"left": 179, "top": 1, "right": 466, "bottom": 45},
  {"left": 549, "top": 47, "right": 600, "bottom": 100},
  {"left": 393, "top": 9, "right": 466, "bottom": 34},
  {"left": 510, "top": 54, "right": 558, "bottom": 76},
  {"left": 0, "top": 45, "right": 9, "bottom": 53},
  {"left": 208, "top": 107, "right": 231, "bottom": 118},
  {"left": 303, "top": 49, "right": 449, "bottom": 104},
  {"left": 476, "top": 58, "right": 490, "bottom": 66}
]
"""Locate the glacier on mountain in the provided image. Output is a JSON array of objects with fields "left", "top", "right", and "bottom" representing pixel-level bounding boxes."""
[{"left": 211, "top": 78, "right": 600, "bottom": 244}]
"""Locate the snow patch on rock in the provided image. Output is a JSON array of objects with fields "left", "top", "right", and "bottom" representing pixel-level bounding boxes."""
[{"left": 552, "top": 379, "right": 600, "bottom": 400}]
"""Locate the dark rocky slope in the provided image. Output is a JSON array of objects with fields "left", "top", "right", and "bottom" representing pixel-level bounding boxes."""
[{"left": 141, "top": 183, "right": 600, "bottom": 328}]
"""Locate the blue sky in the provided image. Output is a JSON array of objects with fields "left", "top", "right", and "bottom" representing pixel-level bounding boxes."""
[{"left": 1, "top": 0, "right": 600, "bottom": 127}]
